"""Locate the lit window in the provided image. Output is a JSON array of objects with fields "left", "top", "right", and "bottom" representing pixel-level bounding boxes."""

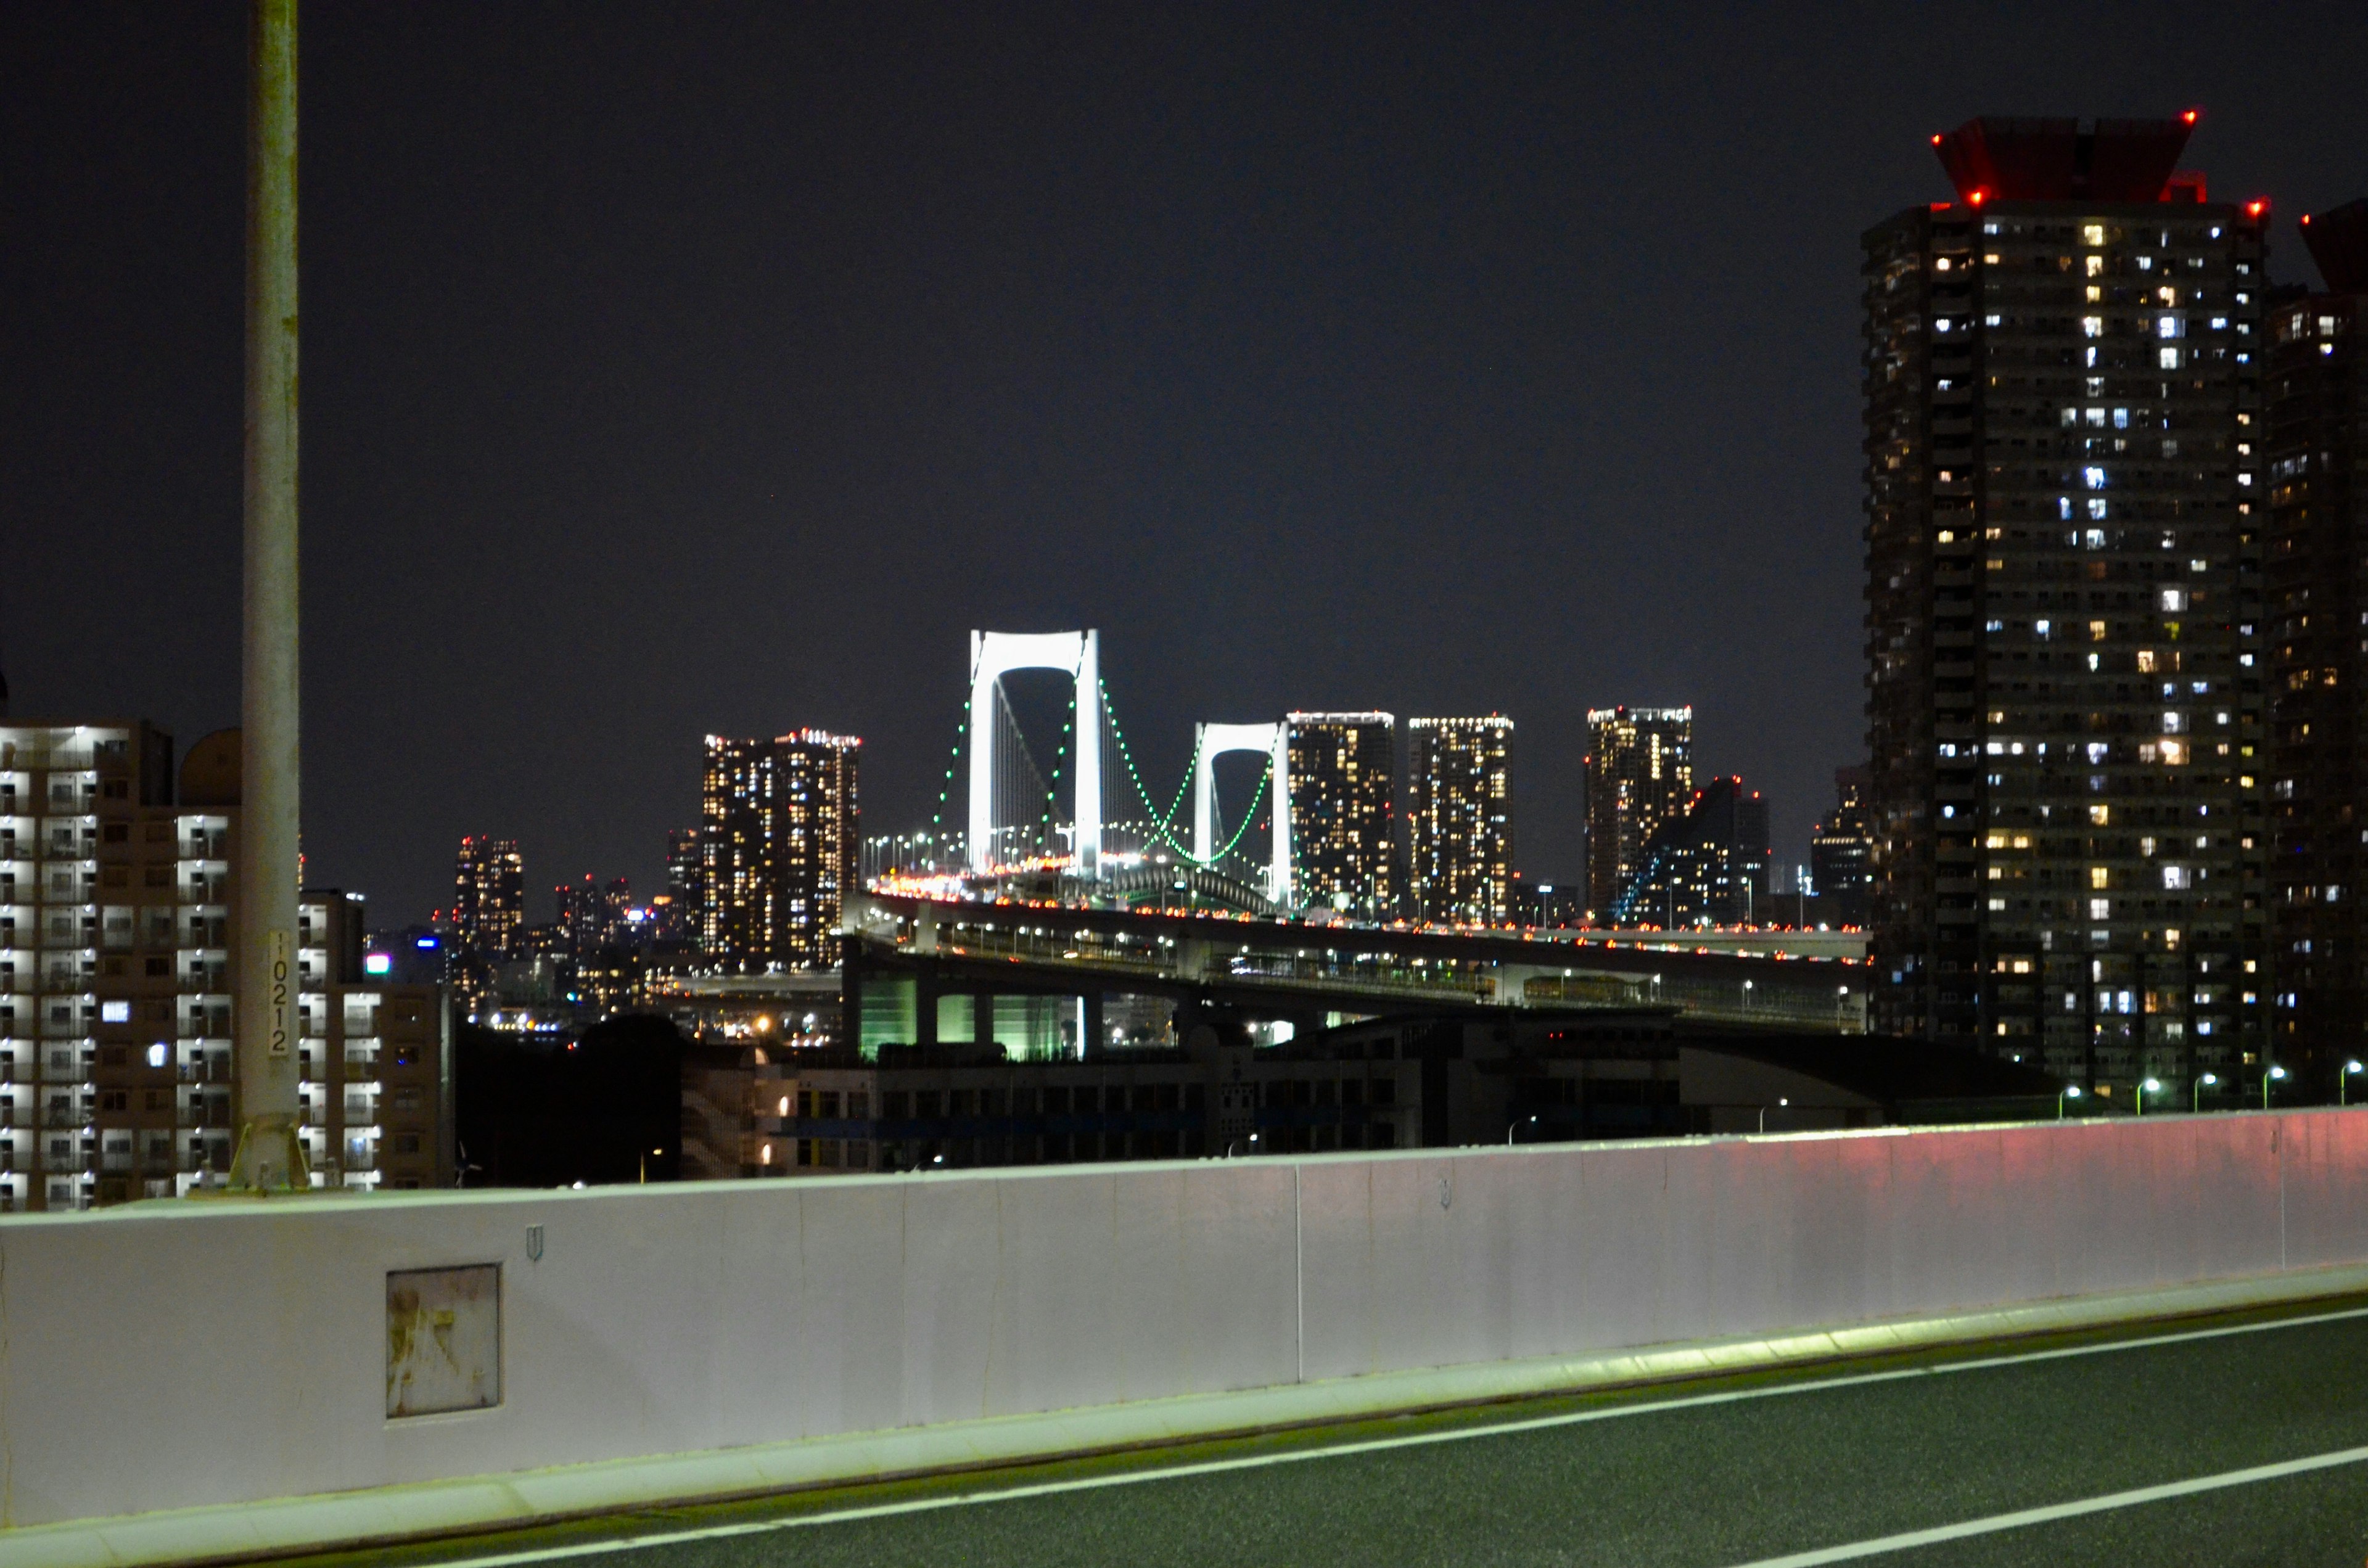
[
  {"left": 2090, "top": 867, "right": 2110, "bottom": 890},
  {"left": 2088, "top": 498, "right": 2108, "bottom": 520},
  {"left": 2084, "top": 466, "right": 2107, "bottom": 489},
  {"left": 2083, "top": 224, "right": 2106, "bottom": 247},
  {"left": 2163, "top": 866, "right": 2192, "bottom": 890},
  {"left": 2082, "top": 316, "right": 2104, "bottom": 338},
  {"left": 2090, "top": 898, "right": 2111, "bottom": 919},
  {"left": 2160, "top": 589, "right": 2187, "bottom": 612},
  {"left": 2089, "top": 620, "right": 2108, "bottom": 641},
  {"left": 2160, "top": 347, "right": 2181, "bottom": 369},
  {"left": 2113, "top": 408, "right": 2129, "bottom": 429},
  {"left": 2086, "top": 407, "right": 2106, "bottom": 427},
  {"left": 2035, "top": 619, "right": 2052, "bottom": 638},
  {"left": 2090, "top": 805, "right": 2111, "bottom": 825},
  {"left": 101, "top": 1000, "right": 130, "bottom": 1023},
  {"left": 2158, "top": 316, "right": 2182, "bottom": 339}
]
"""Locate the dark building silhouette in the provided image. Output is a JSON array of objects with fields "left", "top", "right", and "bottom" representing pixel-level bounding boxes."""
[
  {"left": 2268, "top": 199, "right": 2368, "bottom": 1071},
  {"left": 454, "top": 1013, "right": 685, "bottom": 1186},
  {"left": 1863, "top": 114, "right": 2270, "bottom": 1093},
  {"left": 703, "top": 1008, "right": 2057, "bottom": 1181},
  {"left": 1608, "top": 776, "right": 1770, "bottom": 927},
  {"left": 1811, "top": 766, "right": 1875, "bottom": 927}
]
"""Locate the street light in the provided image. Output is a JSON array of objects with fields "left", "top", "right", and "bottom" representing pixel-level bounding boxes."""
[
  {"left": 2193, "top": 1072, "right": 2218, "bottom": 1114},
  {"left": 2137, "top": 1077, "right": 2162, "bottom": 1116},
  {"left": 1508, "top": 1115, "right": 1539, "bottom": 1146},
  {"left": 2058, "top": 1084, "right": 2083, "bottom": 1120},
  {"left": 2345, "top": 1061, "right": 2366, "bottom": 1107},
  {"left": 2264, "top": 1064, "right": 2288, "bottom": 1110}
]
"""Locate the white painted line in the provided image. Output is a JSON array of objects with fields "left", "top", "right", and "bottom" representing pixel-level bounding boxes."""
[
  {"left": 439, "top": 1303, "right": 2368, "bottom": 1567},
  {"left": 1723, "top": 1443, "right": 2368, "bottom": 1566}
]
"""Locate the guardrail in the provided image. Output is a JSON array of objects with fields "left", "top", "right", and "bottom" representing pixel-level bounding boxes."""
[{"left": 2, "top": 1107, "right": 2365, "bottom": 1543}]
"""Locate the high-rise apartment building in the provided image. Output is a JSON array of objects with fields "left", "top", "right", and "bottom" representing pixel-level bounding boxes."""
[
  {"left": 1809, "top": 766, "right": 1875, "bottom": 927},
  {"left": 2268, "top": 200, "right": 2368, "bottom": 1063},
  {"left": 1283, "top": 712, "right": 1394, "bottom": 917},
  {"left": 1864, "top": 115, "right": 2270, "bottom": 1089},
  {"left": 0, "top": 721, "right": 449, "bottom": 1210},
  {"left": 1584, "top": 707, "right": 1694, "bottom": 921},
  {"left": 701, "top": 731, "right": 860, "bottom": 973},
  {"left": 1405, "top": 717, "right": 1512, "bottom": 925},
  {"left": 1606, "top": 776, "right": 1770, "bottom": 928},
  {"left": 452, "top": 835, "right": 524, "bottom": 957}
]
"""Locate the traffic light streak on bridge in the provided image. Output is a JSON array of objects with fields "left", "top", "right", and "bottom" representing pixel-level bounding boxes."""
[{"left": 842, "top": 891, "right": 1868, "bottom": 1043}]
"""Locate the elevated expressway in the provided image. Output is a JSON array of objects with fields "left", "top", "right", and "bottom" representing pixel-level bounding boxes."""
[{"left": 841, "top": 892, "right": 1869, "bottom": 1041}]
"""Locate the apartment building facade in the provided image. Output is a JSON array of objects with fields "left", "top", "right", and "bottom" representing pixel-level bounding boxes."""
[
  {"left": 0, "top": 721, "right": 450, "bottom": 1210},
  {"left": 1863, "top": 115, "right": 2271, "bottom": 1092}
]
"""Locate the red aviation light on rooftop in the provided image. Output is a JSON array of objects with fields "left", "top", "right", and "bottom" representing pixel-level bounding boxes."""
[
  {"left": 2246, "top": 199, "right": 2269, "bottom": 218},
  {"left": 2182, "top": 109, "right": 2200, "bottom": 125},
  {"left": 1968, "top": 188, "right": 1988, "bottom": 206}
]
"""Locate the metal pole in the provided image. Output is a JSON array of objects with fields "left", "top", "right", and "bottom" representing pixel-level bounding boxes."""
[{"left": 228, "top": 0, "right": 306, "bottom": 1194}]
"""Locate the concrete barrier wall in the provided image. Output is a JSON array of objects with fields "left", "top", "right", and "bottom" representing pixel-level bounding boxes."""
[{"left": 4, "top": 1109, "right": 2366, "bottom": 1531}]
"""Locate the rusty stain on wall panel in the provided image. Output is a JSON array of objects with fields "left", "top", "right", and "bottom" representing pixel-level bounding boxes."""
[{"left": 387, "top": 1264, "right": 500, "bottom": 1418}]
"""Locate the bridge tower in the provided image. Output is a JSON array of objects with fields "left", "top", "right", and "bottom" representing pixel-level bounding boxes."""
[
  {"left": 1191, "top": 721, "right": 1291, "bottom": 906},
  {"left": 967, "top": 630, "right": 1103, "bottom": 876}
]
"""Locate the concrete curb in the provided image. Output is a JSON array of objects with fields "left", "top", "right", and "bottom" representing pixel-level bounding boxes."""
[{"left": 13, "top": 1262, "right": 2368, "bottom": 1568}]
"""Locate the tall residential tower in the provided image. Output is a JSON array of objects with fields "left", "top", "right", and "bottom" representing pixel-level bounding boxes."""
[
  {"left": 452, "top": 835, "right": 525, "bottom": 957},
  {"left": 1405, "top": 716, "right": 1513, "bottom": 925},
  {"left": 701, "top": 731, "right": 860, "bottom": 973},
  {"left": 1584, "top": 707, "right": 1694, "bottom": 921},
  {"left": 1283, "top": 712, "right": 1395, "bottom": 917},
  {"left": 1864, "top": 115, "right": 2270, "bottom": 1091}
]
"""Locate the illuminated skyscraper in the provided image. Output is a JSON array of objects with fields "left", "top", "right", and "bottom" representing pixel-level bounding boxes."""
[
  {"left": 452, "top": 835, "right": 525, "bottom": 957},
  {"left": 1283, "top": 712, "right": 1394, "bottom": 917},
  {"left": 1863, "top": 114, "right": 2269, "bottom": 1086},
  {"left": 701, "top": 731, "right": 860, "bottom": 974},
  {"left": 2268, "top": 199, "right": 2368, "bottom": 1065},
  {"left": 1405, "top": 717, "right": 1512, "bottom": 924},
  {"left": 1584, "top": 707, "right": 1694, "bottom": 921}
]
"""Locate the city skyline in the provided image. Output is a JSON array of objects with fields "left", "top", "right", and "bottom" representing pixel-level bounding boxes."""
[{"left": 8, "top": 7, "right": 2365, "bottom": 926}]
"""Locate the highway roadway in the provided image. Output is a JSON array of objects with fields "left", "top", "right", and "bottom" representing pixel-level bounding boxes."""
[{"left": 329, "top": 1294, "right": 2368, "bottom": 1568}]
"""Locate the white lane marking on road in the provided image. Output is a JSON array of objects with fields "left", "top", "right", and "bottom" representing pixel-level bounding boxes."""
[
  {"left": 437, "top": 1303, "right": 2368, "bottom": 1566},
  {"left": 1722, "top": 1443, "right": 2368, "bottom": 1566}
]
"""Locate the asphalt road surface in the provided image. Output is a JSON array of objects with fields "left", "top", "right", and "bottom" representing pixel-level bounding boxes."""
[{"left": 326, "top": 1296, "right": 2368, "bottom": 1568}]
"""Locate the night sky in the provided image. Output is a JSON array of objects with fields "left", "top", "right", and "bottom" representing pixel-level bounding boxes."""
[{"left": 6, "top": 4, "right": 2364, "bottom": 925}]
